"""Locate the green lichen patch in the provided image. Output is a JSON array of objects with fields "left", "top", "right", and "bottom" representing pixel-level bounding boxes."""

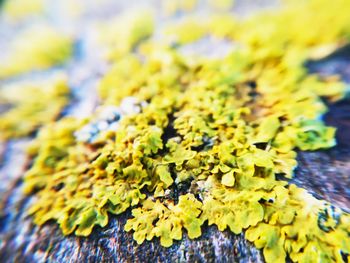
[{"left": 21, "top": 1, "right": 350, "bottom": 262}]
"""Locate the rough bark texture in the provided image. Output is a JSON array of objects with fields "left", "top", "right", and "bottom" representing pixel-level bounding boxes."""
[
  {"left": 0, "top": 53, "right": 349, "bottom": 263},
  {"left": 0, "top": 3, "right": 350, "bottom": 263}
]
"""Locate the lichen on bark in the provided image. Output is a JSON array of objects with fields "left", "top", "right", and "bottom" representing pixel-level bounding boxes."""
[{"left": 1, "top": 0, "right": 349, "bottom": 262}]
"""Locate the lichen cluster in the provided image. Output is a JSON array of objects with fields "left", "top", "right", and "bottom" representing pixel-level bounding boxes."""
[
  {"left": 1, "top": 0, "right": 349, "bottom": 262},
  {"left": 2, "top": 0, "right": 44, "bottom": 20},
  {"left": 0, "top": 74, "right": 70, "bottom": 140},
  {"left": 0, "top": 25, "right": 72, "bottom": 79}
]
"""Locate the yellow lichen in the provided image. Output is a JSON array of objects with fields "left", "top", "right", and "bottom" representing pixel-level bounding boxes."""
[
  {"left": 2, "top": 0, "right": 45, "bottom": 20},
  {"left": 0, "top": 25, "right": 72, "bottom": 79},
  {"left": 208, "top": 0, "right": 234, "bottom": 12},
  {"left": 161, "top": 0, "right": 198, "bottom": 15},
  {"left": 125, "top": 194, "right": 202, "bottom": 247},
  {"left": 0, "top": 74, "right": 70, "bottom": 139},
  {"left": 94, "top": 11, "right": 154, "bottom": 60},
  {"left": 7, "top": 1, "right": 350, "bottom": 262}
]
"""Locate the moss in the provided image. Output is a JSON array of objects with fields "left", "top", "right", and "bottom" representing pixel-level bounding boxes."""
[{"left": 13, "top": 1, "right": 350, "bottom": 262}]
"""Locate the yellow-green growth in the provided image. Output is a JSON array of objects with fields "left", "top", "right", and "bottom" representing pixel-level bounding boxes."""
[
  {"left": 20, "top": 1, "right": 350, "bottom": 263},
  {"left": 3, "top": 0, "right": 45, "bottom": 20},
  {"left": 0, "top": 74, "right": 70, "bottom": 139},
  {"left": 95, "top": 10, "right": 154, "bottom": 60},
  {"left": 0, "top": 25, "right": 72, "bottom": 79},
  {"left": 125, "top": 194, "right": 202, "bottom": 247}
]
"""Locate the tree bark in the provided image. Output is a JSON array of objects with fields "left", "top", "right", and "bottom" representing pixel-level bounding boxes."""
[{"left": 1, "top": 6, "right": 350, "bottom": 263}]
